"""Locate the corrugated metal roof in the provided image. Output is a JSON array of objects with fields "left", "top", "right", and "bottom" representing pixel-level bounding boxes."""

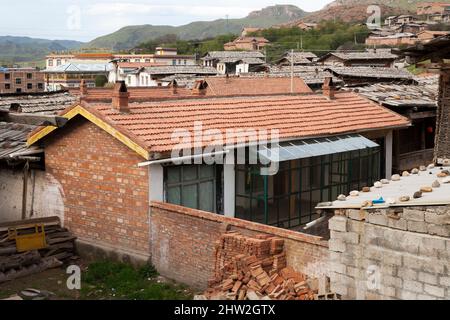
[{"left": 257, "top": 134, "right": 379, "bottom": 163}]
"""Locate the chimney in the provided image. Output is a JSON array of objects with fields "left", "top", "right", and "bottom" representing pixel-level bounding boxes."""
[
  {"left": 112, "top": 81, "right": 130, "bottom": 112},
  {"left": 434, "top": 67, "right": 450, "bottom": 165},
  {"left": 80, "top": 79, "right": 88, "bottom": 97},
  {"left": 171, "top": 80, "right": 178, "bottom": 95},
  {"left": 192, "top": 80, "right": 206, "bottom": 95},
  {"left": 322, "top": 76, "right": 335, "bottom": 100}
]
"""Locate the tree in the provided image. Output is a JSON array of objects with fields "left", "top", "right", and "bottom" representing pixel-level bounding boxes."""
[{"left": 95, "top": 75, "right": 108, "bottom": 88}]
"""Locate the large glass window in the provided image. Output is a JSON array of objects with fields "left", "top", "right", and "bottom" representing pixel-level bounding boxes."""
[
  {"left": 236, "top": 147, "right": 380, "bottom": 229},
  {"left": 164, "top": 165, "right": 221, "bottom": 214}
]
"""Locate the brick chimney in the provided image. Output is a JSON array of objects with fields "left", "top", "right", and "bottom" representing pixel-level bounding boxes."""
[
  {"left": 322, "top": 76, "right": 335, "bottom": 100},
  {"left": 171, "top": 80, "right": 178, "bottom": 95},
  {"left": 434, "top": 67, "right": 450, "bottom": 164},
  {"left": 192, "top": 80, "right": 206, "bottom": 95},
  {"left": 80, "top": 79, "right": 88, "bottom": 97},
  {"left": 112, "top": 81, "right": 130, "bottom": 113}
]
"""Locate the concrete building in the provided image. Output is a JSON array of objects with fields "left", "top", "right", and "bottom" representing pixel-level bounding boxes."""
[
  {"left": 0, "top": 68, "right": 45, "bottom": 94},
  {"left": 45, "top": 48, "right": 196, "bottom": 72},
  {"left": 43, "top": 61, "right": 112, "bottom": 91}
]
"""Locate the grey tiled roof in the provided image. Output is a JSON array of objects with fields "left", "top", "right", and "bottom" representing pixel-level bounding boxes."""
[
  {"left": 202, "top": 51, "right": 265, "bottom": 61},
  {"left": 345, "top": 82, "right": 438, "bottom": 108},
  {"left": 325, "top": 67, "right": 414, "bottom": 80},
  {"left": 0, "top": 122, "right": 35, "bottom": 159},
  {"left": 0, "top": 92, "right": 77, "bottom": 114},
  {"left": 144, "top": 66, "right": 218, "bottom": 75},
  {"left": 320, "top": 51, "right": 398, "bottom": 61},
  {"left": 267, "top": 66, "right": 343, "bottom": 85}
]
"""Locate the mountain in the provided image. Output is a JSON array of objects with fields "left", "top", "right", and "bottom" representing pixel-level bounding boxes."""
[
  {"left": 86, "top": 5, "right": 309, "bottom": 50},
  {"left": 0, "top": 36, "right": 83, "bottom": 65}
]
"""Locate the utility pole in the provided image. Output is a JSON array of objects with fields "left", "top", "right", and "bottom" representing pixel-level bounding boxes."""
[
  {"left": 290, "top": 49, "right": 294, "bottom": 94},
  {"left": 226, "top": 14, "right": 229, "bottom": 34}
]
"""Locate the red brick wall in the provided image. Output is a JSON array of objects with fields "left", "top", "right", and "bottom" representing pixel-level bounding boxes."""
[
  {"left": 150, "top": 202, "right": 330, "bottom": 289},
  {"left": 44, "top": 117, "right": 150, "bottom": 258}
]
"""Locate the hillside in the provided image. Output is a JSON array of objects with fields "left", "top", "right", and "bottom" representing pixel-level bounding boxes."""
[
  {"left": 0, "top": 36, "right": 83, "bottom": 65},
  {"left": 324, "top": 0, "right": 450, "bottom": 11},
  {"left": 299, "top": 4, "right": 410, "bottom": 24},
  {"left": 85, "top": 5, "right": 309, "bottom": 50}
]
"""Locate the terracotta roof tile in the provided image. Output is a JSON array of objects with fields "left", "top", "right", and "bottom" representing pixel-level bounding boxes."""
[
  {"left": 205, "top": 77, "right": 313, "bottom": 96},
  {"left": 81, "top": 92, "right": 410, "bottom": 153}
]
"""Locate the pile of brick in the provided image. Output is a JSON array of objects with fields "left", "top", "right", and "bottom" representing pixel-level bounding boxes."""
[{"left": 204, "top": 231, "right": 317, "bottom": 300}]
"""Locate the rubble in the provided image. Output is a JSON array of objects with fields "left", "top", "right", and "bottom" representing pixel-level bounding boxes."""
[{"left": 204, "top": 232, "right": 332, "bottom": 301}]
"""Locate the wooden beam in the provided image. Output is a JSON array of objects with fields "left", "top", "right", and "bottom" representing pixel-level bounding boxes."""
[{"left": 1, "top": 113, "right": 68, "bottom": 127}]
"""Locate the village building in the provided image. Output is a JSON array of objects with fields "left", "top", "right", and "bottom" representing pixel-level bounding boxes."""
[
  {"left": 344, "top": 78, "right": 438, "bottom": 172},
  {"left": 365, "top": 33, "right": 418, "bottom": 47},
  {"left": 201, "top": 51, "right": 266, "bottom": 75},
  {"left": 0, "top": 67, "right": 45, "bottom": 94},
  {"left": 416, "top": 30, "right": 450, "bottom": 43},
  {"left": 224, "top": 37, "right": 270, "bottom": 51},
  {"left": 45, "top": 48, "right": 196, "bottom": 71},
  {"left": 241, "top": 27, "right": 262, "bottom": 37},
  {"left": 275, "top": 51, "right": 317, "bottom": 67},
  {"left": 243, "top": 66, "right": 344, "bottom": 90},
  {"left": 43, "top": 61, "right": 112, "bottom": 91},
  {"left": 0, "top": 91, "right": 76, "bottom": 223},
  {"left": 117, "top": 65, "right": 218, "bottom": 87},
  {"left": 25, "top": 79, "right": 409, "bottom": 261},
  {"left": 317, "top": 51, "right": 399, "bottom": 68},
  {"left": 324, "top": 66, "right": 415, "bottom": 86},
  {"left": 417, "top": 2, "right": 450, "bottom": 22}
]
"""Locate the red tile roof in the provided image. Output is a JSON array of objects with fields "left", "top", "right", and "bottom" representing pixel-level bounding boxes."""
[
  {"left": 204, "top": 77, "right": 313, "bottom": 95},
  {"left": 48, "top": 92, "right": 410, "bottom": 154}
]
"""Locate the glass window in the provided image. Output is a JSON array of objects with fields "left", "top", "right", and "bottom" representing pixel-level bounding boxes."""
[
  {"left": 165, "top": 165, "right": 218, "bottom": 213},
  {"left": 5, "top": 84, "right": 10, "bottom": 90},
  {"left": 5, "top": 73, "right": 10, "bottom": 80},
  {"left": 15, "top": 78, "right": 22, "bottom": 85},
  {"left": 27, "top": 83, "right": 33, "bottom": 90},
  {"left": 27, "top": 73, "right": 33, "bottom": 79}
]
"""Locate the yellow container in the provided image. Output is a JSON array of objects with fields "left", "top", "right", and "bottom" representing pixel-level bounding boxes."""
[{"left": 8, "top": 224, "right": 47, "bottom": 252}]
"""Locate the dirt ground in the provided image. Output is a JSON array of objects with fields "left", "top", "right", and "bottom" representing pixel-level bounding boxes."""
[
  {"left": 0, "top": 259, "right": 196, "bottom": 300},
  {"left": 0, "top": 267, "right": 81, "bottom": 300}
]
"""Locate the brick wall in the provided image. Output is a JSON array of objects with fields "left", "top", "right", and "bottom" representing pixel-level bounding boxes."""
[
  {"left": 328, "top": 206, "right": 450, "bottom": 300},
  {"left": 150, "top": 201, "right": 329, "bottom": 289},
  {"left": 44, "top": 117, "right": 150, "bottom": 260}
]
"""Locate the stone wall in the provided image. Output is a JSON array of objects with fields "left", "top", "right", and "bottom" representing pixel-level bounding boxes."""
[
  {"left": 328, "top": 206, "right": 450, "bottom": 300},
  {"left": 150, "top": 202, "right": 330, "bottom": 289},
  {"left": 435, "top": 69, "right": 450, "bottom": 162}
]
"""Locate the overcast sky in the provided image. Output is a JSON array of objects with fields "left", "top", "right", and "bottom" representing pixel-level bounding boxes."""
[{"left": 0, "top": 0, "right": 334, "bottom": 42}]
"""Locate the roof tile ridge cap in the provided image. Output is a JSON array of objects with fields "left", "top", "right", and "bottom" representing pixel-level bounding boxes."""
[{"left": 86, "top": 102, "right": 151, "bottom": 152}]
